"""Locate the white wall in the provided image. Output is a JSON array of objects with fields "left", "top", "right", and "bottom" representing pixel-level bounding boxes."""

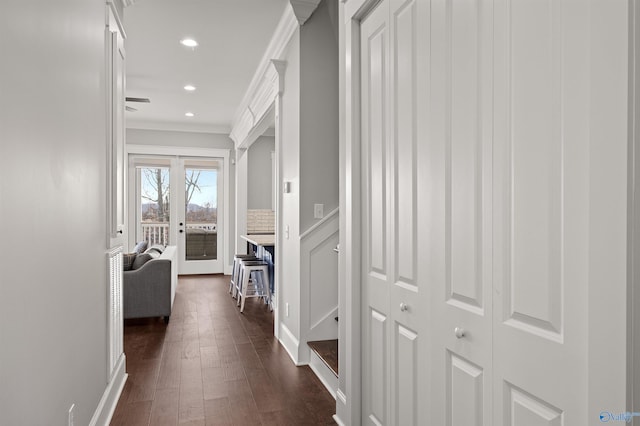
[
  {"left": 0, "top": 0, "right": 111, "bottom": 424},
  {"left": 280, "top": 31, "right": 302, "bottom": 340},
  {"left": 126, "top": 128, "right": 236, "bottom": 272},
  {"left": 248, "top": 135, "right": 275, "bottom": 210}
]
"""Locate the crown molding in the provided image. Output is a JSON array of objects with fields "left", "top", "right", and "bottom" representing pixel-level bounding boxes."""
[
  {"left": 289, "top": 0, "right": 322, "bottom": 24},
  {"left": 231, "top": 6, "right": 298, "bottom": 128},
  {"left": 230, "top": 5, "right": 297, "bottom": 148},
  {"left": 230, "top": 60, "right": 286, "bottom": 149},
  {"left": 126, "top": 119, "right": 231, "bottom": 135}
]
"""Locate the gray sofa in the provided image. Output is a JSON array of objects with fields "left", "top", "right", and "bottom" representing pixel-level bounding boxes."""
[{"left": 123, "top": 245, "right": 177, "bottom": 323}]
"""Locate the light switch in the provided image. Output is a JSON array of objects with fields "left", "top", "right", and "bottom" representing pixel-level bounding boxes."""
[{"left": 314, "top": 204, "right": 324, "bottom": 219}]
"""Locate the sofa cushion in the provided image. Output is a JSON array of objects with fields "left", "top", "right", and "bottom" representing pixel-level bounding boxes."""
[
  {"left": 146, "top": 244, "right": 165, "bottom": 254},
  {"left": 131, "top": 253, "right": 153, "bottom": 270},
  {"left": 123, "top": 253, "right": 137, "bottom": 271},
  {"left": 144, "top": 249, "right": 161, "bottom": 259},
  {"left": 133, "top": 241, "right": 148, "bottom": 254}
]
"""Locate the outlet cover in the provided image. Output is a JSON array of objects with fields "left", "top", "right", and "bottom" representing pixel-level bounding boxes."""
[{"left": 314, "top": 204, "right": 324, "bottom": 219}]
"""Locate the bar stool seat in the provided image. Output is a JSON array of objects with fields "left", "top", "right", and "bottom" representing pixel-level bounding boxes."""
[
  {"left": 237, "top": 260, "right": 271, "bottom": 313},
  {"left": 229, "top": 254, "right": 259, "bottom": 297}
]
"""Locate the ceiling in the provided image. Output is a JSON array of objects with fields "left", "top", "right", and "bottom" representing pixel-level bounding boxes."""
[{"left": 124, "top": 0, "right": 290, "bottom": 133}]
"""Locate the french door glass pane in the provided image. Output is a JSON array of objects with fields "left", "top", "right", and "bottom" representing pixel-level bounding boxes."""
[
  {"left": 139, "top": 167, "right": 170, "bottom": 246},
  {"left": 185, "top": 168, "right": 218, "bottom": 261}
]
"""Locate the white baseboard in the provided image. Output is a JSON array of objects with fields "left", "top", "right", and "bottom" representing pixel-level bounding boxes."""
[
  {"left": 333, "top": 414, "right": 346, "bottom": 426},
  {"left": 308, "top": 349, "right": 338, "bottom": 399},
  {"left": 279, "top": 323, "right": 303, "bottom": 366},
  {"left": 89, "top": 354, "right": 128, "bottom": 426}
]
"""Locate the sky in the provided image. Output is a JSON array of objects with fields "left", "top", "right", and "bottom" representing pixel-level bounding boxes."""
[
  {"left": 141, "top": 167, "right": 218, "bottom": 208},
  {"left": 187, "top": 169, "right": 217, "bottom": 208}
]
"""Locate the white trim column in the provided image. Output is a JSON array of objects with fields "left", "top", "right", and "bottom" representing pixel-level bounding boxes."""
[
  {"left": 235, "top": 148, "right": 248, "bottom": 256},
  {"left": 230, "top": 58, "right": 287, "bottom": 338}
]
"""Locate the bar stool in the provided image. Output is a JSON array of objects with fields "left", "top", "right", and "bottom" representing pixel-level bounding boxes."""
[
  {"left": 229, "top": 254, "right": 258, "bottom": 297},
  {"left": 237, "top": 260, "right": 271, "bottom": 313},
  {"left": 235, "top": 259, "right": 266, "bottom": 305},
  {"left": 235, "top": 258, "right": 264, "bottom": 303}
]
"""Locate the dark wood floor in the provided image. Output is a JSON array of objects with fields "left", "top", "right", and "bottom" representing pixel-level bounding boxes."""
[{"left": 110, "top": 274, "right": 336, "bottom": 426}]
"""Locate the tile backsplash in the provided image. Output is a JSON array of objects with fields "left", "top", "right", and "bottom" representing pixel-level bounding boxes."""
[{"left": 247, "top": 209, "right": 275, "bottom": 234}]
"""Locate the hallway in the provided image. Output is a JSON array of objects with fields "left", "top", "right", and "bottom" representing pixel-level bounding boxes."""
[{"left": 111, "top": 275, "right": 336, "bottom": 425}]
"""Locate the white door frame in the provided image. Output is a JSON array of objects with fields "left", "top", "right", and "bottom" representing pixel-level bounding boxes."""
[
  {"left": 629, "top": 0, "right": 640, "bottom": 419},
  {"left": 337, "top": 1, "right": 382, "bottom": 424},
  {"left": 126, "top": 144, "right": 231, "bottom": 275}
]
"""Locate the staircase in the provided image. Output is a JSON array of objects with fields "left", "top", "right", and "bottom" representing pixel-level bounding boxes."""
[{"left": 308, "top": 339, "right": 338, "bottom": 398}]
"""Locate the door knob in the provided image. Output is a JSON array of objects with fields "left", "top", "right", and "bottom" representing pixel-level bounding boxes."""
[
  {"left": 400, "top": 302, "right": 408, "bottom": 312},
  {"left": 454, "top": 327, "right": 465, "bottom": 338}
]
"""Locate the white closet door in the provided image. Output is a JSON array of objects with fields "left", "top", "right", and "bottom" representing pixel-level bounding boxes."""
[
  {"left": 361, "top": 4, "right": 391, "bottom": 424},
  {"left": 356, "top": 0, "right": 626, "bottom": 423},
  {"left": 492, "top": 0, "right": 589, "bottom": 424},
  {"left": 428, "top": 0, "right": 494, "bottom": 424},
  {"left": 361, "top": 0, "right": 429, "bottom": 424}
]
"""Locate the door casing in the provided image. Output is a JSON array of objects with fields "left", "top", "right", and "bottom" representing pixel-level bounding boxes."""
[{"left": 126, "top": 145, "right": 231, "bottom": 275}]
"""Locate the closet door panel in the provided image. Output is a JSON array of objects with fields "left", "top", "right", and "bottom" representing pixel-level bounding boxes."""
[
  {"left": 389, "top": 0, "right": 427, "bottom": 424},
  {"left": 361, "top": 3, "right": 391, "bottom": 424},
  {"left": 429, "top": 0, "right": 493, "bottom": 424},
  {"left": 449, "top": 353, "right": 484, "bottom": 426},
  {"left": 493, "top": 0, "right": 590, "bottom": 424}
]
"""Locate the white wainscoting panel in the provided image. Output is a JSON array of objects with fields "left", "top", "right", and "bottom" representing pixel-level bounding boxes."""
[
  {"left": 108, "top": 246, "right": 124, "bottom": 379},
  {"left": 301, "top": 209, "right": 340, "bottom": 344}
]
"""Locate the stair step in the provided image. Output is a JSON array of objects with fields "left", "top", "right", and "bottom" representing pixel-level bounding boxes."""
[{"left": 307, "top": 339, "right": 338, "bottom": 378}]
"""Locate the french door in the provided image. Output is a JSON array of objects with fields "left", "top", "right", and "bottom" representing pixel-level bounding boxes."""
[
  {"left": 130, "top": 155, "right": 225, "bottom": 275},
  {"left": 177, "top": 158, "right": 223, "bottom": 274}
]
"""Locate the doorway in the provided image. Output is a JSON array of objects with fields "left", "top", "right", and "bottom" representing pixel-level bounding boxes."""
[{"left": 128, "top": 146, "right": 230, "bottom": 275}]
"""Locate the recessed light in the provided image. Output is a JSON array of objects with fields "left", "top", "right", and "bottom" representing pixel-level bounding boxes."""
[
  {"left": 184, "top": 85, "right": 196, "bottom": 91},
  {"left": 185, "top": 112, "right": 195, "bottom": 117},
  {"left": 180, "top": 38, "right": 198, "bottom": 48}
]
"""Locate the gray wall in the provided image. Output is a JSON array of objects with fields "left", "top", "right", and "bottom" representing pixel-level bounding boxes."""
[
  {"left": 248, "top": 135, "right": 275, "bottom": 210},
  {"left": 0, "top": 0, "right": 110, "bottom": 424},
  {"left": 300, "top": 0, "right": 340, "bottom": 232},
  {"left": 277, "top": 0, "right": 339, "bottom": 346}
]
